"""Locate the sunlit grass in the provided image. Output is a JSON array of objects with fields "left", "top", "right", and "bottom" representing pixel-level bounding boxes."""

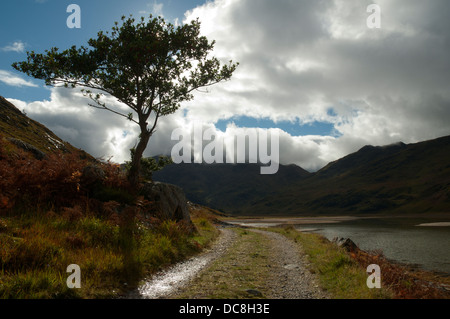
[{"left": 0, "top": 206, "right": 219, "bottom": 299}]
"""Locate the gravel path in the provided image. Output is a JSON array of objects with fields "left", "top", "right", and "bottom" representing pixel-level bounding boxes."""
[
  {"left": 127, "top": 227, "right": 237, "bottom": 299},
  {"left": 250, "top": 229, "right": 329, "bottom": 299},
  {"left": 129, "top": 225, "right": 329, "bottom": 299}
]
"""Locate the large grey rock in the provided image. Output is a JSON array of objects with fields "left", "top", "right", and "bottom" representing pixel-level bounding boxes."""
[{"left": 141, "top": 182, "right": 192, "bottom": 224}]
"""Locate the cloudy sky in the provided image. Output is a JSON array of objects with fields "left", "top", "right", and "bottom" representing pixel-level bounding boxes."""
[{"left": 1, "top": 0, "right": 449, "bottom": 171}]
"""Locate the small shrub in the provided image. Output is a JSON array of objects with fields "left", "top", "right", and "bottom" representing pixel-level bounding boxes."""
[
  {"left": 77, "top": 217, "right": 120, "bottom": 248},
  {"left": 62, "top": 206, "right": 84, "bottom": 222},
  {"left": 350, "top": 249, "right": 449, "bottom": 299},
  {"left": 157, "top": 220, "right": 189, "bottom": 243},
  {"left": 1, "top": 237, "right": 61, "bottom": 271},
  {"left": 0, "top": 218, "right": 8, "bottom": 232},
  {"left": 102, "top": 201, "right": 121, "bottom": 217},
  {"left": 65, "top": 234, "right": 86, "bottom": 249},
  {"left": 0, "top": 270, "right": 80, "bottom": 299}
]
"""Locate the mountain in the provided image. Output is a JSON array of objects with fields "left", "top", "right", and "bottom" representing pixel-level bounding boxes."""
[
  {"left": 154, "top": 162, "right": 311, "bottom": 213},
  {"left": 155, "top": 136, "right": 450, "bottom": 216}
]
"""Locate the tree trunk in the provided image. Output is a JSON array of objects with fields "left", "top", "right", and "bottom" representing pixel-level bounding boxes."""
[{"left": 128, "top": 130, "right": 151, "bottom": 190}]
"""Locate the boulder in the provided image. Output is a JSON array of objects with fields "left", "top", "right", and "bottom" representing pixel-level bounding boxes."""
[
  {"left": 7, "top": 137, "right": 46, "bottom": 160},
  {"left": 81, "top": 164, "right": 106, "bottom": 187},
  {"left": 141, "top": 182, "right": 192, "bottom": 224},
  {"left": 332, "top": 237, "right": 359, "bottom": 252}
]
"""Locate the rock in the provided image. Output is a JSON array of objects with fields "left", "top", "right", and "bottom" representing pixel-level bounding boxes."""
[
  {"left": 283, "top": 264, "right": 300, "bottom": 270},
  {"left": 81, "top": 164, "right": 106, "bottom": 187},
  {"left": 141, "top": 182, "right": 192, "bottom": 225},
  {"left": 7, "top": 137, "right": 46, "bottom": 160},
  {"left": 332, "top": 237, "right": 359, "bottom": 252},
  {"left": 246, "top": 289, "right": 263, "bottom": 297}
]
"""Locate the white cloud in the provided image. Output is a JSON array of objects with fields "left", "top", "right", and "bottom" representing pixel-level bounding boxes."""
[
  {"left": 138, "top": 1, "right": 164, "bottom": 18},
  {"left": 152, "top": 1, "right": 164, "bottom": 17},
  {"left": 0, "top": 70, "right": 37, "bottom": 87},
  {"left": 5, "top": 0, "right": 450, "bottom": 172},
  {"left": 179, "top": 0, "right": 450, "bottom": 168},
  {"left": 1, "top": 41, "right": 26, "bottom": 53}
]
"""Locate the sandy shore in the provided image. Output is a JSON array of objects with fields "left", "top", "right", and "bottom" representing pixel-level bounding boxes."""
[
  {"left": 226, "top": 216, "right": 362, "bottom": 228},
  {"left": 416, "top": 222, "right": 450, "bottom": 227}
]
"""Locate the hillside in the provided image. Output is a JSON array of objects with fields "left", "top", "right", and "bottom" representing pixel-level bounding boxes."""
[
  {"left": 0, "top": 96, "right": 87, "bottom": 157},
  {"left": 155, "top": 136, "right": 450, "bottom": 216}
]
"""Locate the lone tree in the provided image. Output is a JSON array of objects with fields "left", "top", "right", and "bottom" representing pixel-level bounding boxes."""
[{"left": 12, "top": 15, "right": 238, "bottom": 188}]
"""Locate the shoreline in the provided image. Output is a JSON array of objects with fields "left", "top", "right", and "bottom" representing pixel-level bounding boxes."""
[
  {"left": 226, "top": 214, "right": 450, "bottom": 229},
  {"left": 224, "top": 216, "right": 450, "bottom": 278},
  {"left": 416, "top": 222, "right": 450, "bottom": 227}
]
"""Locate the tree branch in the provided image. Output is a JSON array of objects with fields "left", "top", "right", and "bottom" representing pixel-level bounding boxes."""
[
  {"left": 51, "top": 77, "right": 139, "bottom": 113},
  {"left": 87, "top": 102, "right": 139, "bottom": 125},
  {"left": 148, "top": 108, "right": 162, "bottom": 135}
]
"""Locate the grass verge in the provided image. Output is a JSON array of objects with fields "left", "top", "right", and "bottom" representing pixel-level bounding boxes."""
[
  {"left": 270, "top": 226, "right": 450, "bottom": 299},
  {"left": 269, "top": 226, "right": 393, "bottom": 299},
  {"left": 0, "top": 206, "right": 219, "bottom": 299}
]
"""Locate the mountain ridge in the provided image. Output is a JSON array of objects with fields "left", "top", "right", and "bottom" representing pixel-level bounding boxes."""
[{"left": 155, "top": 135, "right": 450, "bottom": 216}]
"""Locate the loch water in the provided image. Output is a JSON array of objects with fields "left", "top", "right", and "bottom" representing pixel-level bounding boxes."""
[{"left": 295, "top": 217, "right": 450, "bottom": 274}]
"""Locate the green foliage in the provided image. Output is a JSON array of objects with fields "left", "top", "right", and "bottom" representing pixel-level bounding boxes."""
[
  {"left": 76, "top": 217, "right": 120, "bottom": 247},
  {"left": 125, "top": 147, "right": 173, "bottom": 181},
  {"left": 12, "top": 14, "right": 238, "bottom": 187},
  {"left": 0, "top": 270, "right": 80, "bottom": 299}
]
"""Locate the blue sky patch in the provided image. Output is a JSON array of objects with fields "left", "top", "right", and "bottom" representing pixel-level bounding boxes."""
[{"left": 215, "top": 115, "right": 337, "bottom": 137}]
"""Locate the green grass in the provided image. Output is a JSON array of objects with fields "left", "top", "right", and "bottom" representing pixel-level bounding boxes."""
[
  {"left": 0, "top": 207, "right": 219, "bottom": 299},
  {"left": 269, "top": 226, "right": 393, "bottom": 299}
]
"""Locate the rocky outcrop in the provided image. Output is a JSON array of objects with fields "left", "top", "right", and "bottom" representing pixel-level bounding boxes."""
[
  {"left": 332, "top": 237, "right": 359, "bottom": 252},
  {"left": 81, "top": 164, "right": 106, "bottom": 187},
  {"left": 141, "top": 182, "right": 192, "bottom": 225},
  {"left": 6, "top": 137, "right": 46, "bottom": 160}
]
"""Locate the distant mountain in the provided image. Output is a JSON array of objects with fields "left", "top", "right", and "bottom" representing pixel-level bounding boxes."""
[
  {"left": 154, "top": 162, "right": 311, "bottom": 213},
  {"left": 155, "top": 136, "right": 450, "bottom": 216}
]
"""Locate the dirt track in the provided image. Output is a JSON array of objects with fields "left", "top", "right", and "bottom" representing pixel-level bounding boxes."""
[{"left": 130, "top": 226, "right": 329, "bottom": 299}]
